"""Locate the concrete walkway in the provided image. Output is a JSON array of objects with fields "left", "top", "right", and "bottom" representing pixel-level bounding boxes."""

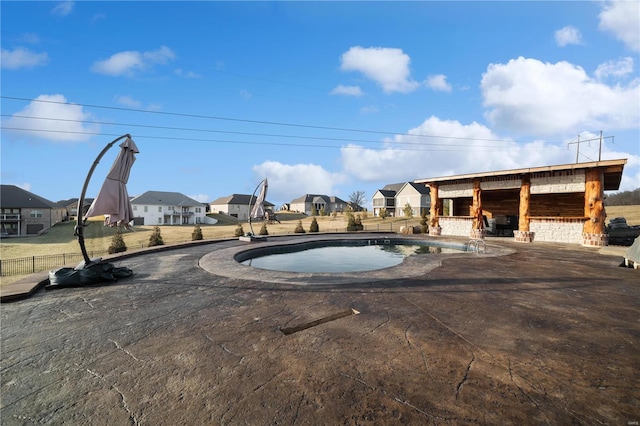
[{"left": 1, "top": 234, "right": 638, "bottom": 424}]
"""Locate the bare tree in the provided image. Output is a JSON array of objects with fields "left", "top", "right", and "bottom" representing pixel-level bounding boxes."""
[{"left": 349, "top": 190, "right": 367, "bottom": 211}]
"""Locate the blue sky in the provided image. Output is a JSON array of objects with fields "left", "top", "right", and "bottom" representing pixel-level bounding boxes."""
[{"left": 2, "top": 1, "right": 639, "bottom": 209}]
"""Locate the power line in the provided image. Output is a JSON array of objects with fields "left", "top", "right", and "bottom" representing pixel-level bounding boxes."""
[
  {"left": 2, "top": 114, "right": 514, "bottom": 149},
  {"left": 2, "top": 127, "right": 509, "bottom": 152},
  {"left": 1, "top": 95, "right": 518, "bottom": 145}
]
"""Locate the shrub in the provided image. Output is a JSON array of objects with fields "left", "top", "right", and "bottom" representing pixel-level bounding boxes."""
[
  {"left": 148, "top": 226, "right": 164, "bottom": 247},
  {"left": 259, "top": 222, "right": 269, "bottom": 235},
  {"left": 311, "top": 205, "right": 318, "bottom": 216},
  {"left": 420, "top": 208, "right": 429, "bottom": 234},
  {"left": 294, "top": 220, "right": 306, "bottom": 233},
  {"left": 192, "top": 225, "right": 203, "bottom": 241},
  {"left": 108, "top": 228, "right": 127, "bottom": 254},
  {"left": 309, "top": 217, "right": 319, "bottom": 232},
  {"left": 379, "top": 208, "right": 389, "bottom": 219},
  {"left": 234, "top": 224, "right": 245, "bottom": 237}
]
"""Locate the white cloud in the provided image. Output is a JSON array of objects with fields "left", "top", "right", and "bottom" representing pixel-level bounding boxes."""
[
  {"left": 52, "top": 1, "right": 74, "bottom": 16},
  {"left": 555, "top": 25, "right": 582, "bottom": 47},
  {"left": 3, "top": 94, "right": 99, "bottom": 142},
  {"left": 595, "top": 57, "right": 634, "bottom": 80},
  {"left": 252, "top": 161, "right": 347, "bottom": 203},
  {"left": 174, "top": 68, "right": 201, "bottom": 79},
  {"left": 189, "top": 194, "right": 211, "bottom": 203},
  {"left": 91, "top": 46, "right": 176, "bottom": 77},
  {"left": 480, "top": 57, "right": 640, "bottom": 136},
  {"left": 426, "top": 74, "right": 452, "bottom": 92},
  {"left": 331, "top": 85, "right": 364, "bottom": 97},
  {"left": 599, "top": 0, "right": 640, "bottom": 52},
  {"left": 361, "top": 105, "right": 380, "bottom": 114},
  {"left": 340, "top": 46, "right": 420, "bottom": 94},
  {"left": 115, "top": 95, "right": 142, "bottom": 108},
  {"left": 1, "top": 47, "right": 48, "bottom": 69},
  {"left": 340, "top": 116, "right": 575, "bottom": 184}
]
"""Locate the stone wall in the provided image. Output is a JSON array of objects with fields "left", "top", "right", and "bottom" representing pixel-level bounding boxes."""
[
  {"left": 439, "top": 216, "right": 473, "bottom": 237},
  {"left": 529, "top": 218, "right": 585, "bottom": 244},
  {"left": 531, "top": 170, "right": 585, "bottom": 194}
]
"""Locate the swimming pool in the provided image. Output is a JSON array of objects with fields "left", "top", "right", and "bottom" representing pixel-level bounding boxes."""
[{"left": 236, "top": 238, "right": 468, "bottom": 273}]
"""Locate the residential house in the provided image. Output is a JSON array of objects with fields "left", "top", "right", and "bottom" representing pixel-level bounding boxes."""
[
  {"left": 372, "top": 183, "right": 404, "bottom": 217},
  {"left": 0, "top": 185, "right": 67, "bottom": 236},
  {"left": 209, "top": 194, "right": 275, "bottom": 221},
  {"left": 395, "top": 182, "right": 430, "bottom": 217},
  {"left": 59, "top": 198, "right": 93, "bottom": 218},
  {"left": 372, "top": 182, "right": 430, "bottom": 217},
  {"left": 130, "top": 191, "right": 207, "bottom": 225},
  {"left": 289, "top": 194, "right": 348, "bottom": 216}
]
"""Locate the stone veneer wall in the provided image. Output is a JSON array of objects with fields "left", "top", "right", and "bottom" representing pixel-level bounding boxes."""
[
  {"left": 529, "top": 218, "right": 585, "bottom": 244},
  {"left": 530, "top": 170, "right": 585, "bottom": 194},
  {"left": 439, "top": 216, "right": 473, "bottom": 237}
]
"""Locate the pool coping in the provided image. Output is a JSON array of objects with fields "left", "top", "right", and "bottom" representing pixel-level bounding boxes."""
[{"left": 200, "top": 234, "right": 514, "bottom": 286}]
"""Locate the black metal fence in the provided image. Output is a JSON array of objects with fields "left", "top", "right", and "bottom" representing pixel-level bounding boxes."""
[
  {"left": 0, "top": 220, "right": 419, "bottom": 277},
  {"left": 0, "top": 250, "right": 109, "bottom": 277}
]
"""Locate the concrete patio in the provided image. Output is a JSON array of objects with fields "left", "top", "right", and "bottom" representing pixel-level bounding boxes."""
[{"left": 1, "top": 234, "right": 638, "bottom": 424}]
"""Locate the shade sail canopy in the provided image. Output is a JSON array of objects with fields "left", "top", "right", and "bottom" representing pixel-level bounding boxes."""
[{"left": 84, "top": 136, "right": 139, "bottom": 226}]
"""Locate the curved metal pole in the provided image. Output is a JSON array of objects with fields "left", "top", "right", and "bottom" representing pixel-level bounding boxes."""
[
  {"left": 247, "top": 178, "right": 265, "bottom": 236},
  {"left": 75, "top": 134, "right": 131, "bottom": 265}
]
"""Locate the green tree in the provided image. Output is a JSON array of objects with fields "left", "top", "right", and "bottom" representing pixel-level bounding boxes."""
[
  {"left": 309, "top": 217, "right": 319, "bottom": 232},
  {"left": 294, "top": 220, "right": 306, "bottom": 233},
  {"left": 259, "top": 222, "right": 269, "bottom": 235},
  {"left": 148, "top": 226, "right": 164, "bottom": 247},
  {"left": 347, "top": 214, "right": 363, "bottom": 232},
  {"left": 311, "top": 205, "right": 318, "bottom": 216},
  {"left": 319, "top": 206, "right": 326, "bottom": 216},
  {"left": 108, "top": 228, "right": 127, "bottom": 254},
  {"left": 234, "top": 224, "right": 245, "bottom": 237},
  {"left": 403, "top": 203, "right": 414, "bottom": 218},
  {"left": 379, "top": 207, "right": 389, "bottom": 220},
  {"left": 191, "top": 224, "right": 203, "bottom": 241},
  {"left": 420, "top": 208, "right": 429, "bottom": 234}
]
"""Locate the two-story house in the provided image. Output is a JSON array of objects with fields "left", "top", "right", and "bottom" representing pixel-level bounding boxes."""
[
  {"left": 0, "top": 185, "right": 67, "bottom": 236},
  {"left": 130, "top": 191, "right": 207, "bottom": 225},
  {"left": 372, "top": 183, "right": 404, "bottom": 217},
  {"left": 209, "top": 194, "right": 275, "bottom": 221},
  {"left": 372, "top": 182, "right": 430, "bottom": 217},
  {"left": 395, "top": 182, "right": 431, "bottom": 217},
  {"left": 289, "top": 194, "right": 348, "bottom": 216}
]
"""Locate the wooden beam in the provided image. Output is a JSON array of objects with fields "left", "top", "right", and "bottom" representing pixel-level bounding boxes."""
[
  {"left": 472, "top": 179, "right": 483, "bottom": 230},
  {"left": 584, "top": 168, "right": 605, "bottom": 234},
  {"left": 519, "top": 175, "right": 531, "bottom": 231},
  {"left": 429, "top": 184, "right": 440, "bottom": 227}
]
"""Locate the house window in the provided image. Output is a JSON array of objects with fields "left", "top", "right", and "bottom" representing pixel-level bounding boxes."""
[
  {"left": 30, "top": 210, "right": 43, "bottom": 218},
  {"left": 195, "top": 207, "right": 201, "bottom": 213},
  {"left": 158, "top": 206, "right": 162, "bottom": 212},
  {"left": 144, "top": 206, "right": 148, "bottom": 212},
  {"left": 133, "top": 205, "right": 137, "bottom": 211}
]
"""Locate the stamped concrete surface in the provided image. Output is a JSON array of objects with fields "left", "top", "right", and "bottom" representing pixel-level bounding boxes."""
[{"left": 1, "top": 235, "right": 638, "bottom": 425}]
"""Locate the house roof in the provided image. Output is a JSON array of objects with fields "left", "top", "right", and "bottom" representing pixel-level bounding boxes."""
[
  {"left": 131, "top": 191, "right": 204, "bottom": 206},
  {"left": 210, "top": 194, "right": 274, "bottom": 207},
  {"left": 0, "top": 185, "right": 62, "bottom": 209},
  {"left": 382, "top": 182, "right": 405, "bottom": 192},
  {"left": 399, "top": 182, "right": 430, "bottom": 195},
  {"left": 290, "top": 194, "right": 347, "bottom": 204},
  {"left": 415, "top": 159, "right": 627, "bottom": 191},
  {"left": 374, "top": 189, "right": 397, "bottom": 198}
]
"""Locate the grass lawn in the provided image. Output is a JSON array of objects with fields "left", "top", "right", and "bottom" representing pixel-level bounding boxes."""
[{"left": 1, "top": 207, "right": 637, "bottom": 287}]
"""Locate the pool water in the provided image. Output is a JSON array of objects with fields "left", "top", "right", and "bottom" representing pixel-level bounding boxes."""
[{"left": 240, "top": 243, "right": 460, "bottom": 273}]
